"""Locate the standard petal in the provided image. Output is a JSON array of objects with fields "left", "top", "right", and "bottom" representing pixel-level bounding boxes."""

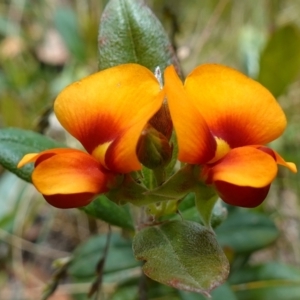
[
  {"left": 184, "top": 64, "right": 287, "bottom": 147},
  {"left": 215, "top": 181, "right": 271, "bottom": 208},
  {"left": 164, "top": 65, "right": 216, "bottom": 164},
  {"left": 32, "top": 150, "right": 111, "bottom": 196},
  {"left": 204, "top": 146, "right": 278, "bottom": 188},
  {"left": 54, "top": 64, "right": 164, "bottom": 172}
]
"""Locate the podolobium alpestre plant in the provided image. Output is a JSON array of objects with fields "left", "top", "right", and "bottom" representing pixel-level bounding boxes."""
[{"left": 0, "top": 0, "right": 297, "bottom": 297}]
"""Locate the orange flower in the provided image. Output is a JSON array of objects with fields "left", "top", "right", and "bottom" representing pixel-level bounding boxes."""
[
  {"left": 18, "top": 64, "right": 164, "bottom": 208},
  {"left": 164, "top": 64, "right": 297, "bottom": 207}
]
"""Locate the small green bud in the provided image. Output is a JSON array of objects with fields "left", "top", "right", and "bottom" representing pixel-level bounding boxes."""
[{"left": 137, "top": 124, "right": 172, "bottom": 169}]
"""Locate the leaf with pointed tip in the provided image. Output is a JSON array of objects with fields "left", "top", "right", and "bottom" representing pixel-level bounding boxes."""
[
  {"left": 258, "top": 24, "right": 300, "bottom": 97},
  {"left": 81, "top": 195, "right": 134, "bottom": 230},
  {"left": 98, "top": 0, "right": 179, "bottom": 73},
  {"left": 133, "top": 220, "right": 229, "bottom": 296},
  {"left": 0, "top": 128, "right": 66, "bottom": 182}
]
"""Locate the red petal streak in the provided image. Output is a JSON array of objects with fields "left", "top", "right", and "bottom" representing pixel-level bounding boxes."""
[
  {"left": 43, "top": 193, "right": 96, "bottom": 209},
  {"left": 215, "top": 181, "right": 271, "bottom": 208}
]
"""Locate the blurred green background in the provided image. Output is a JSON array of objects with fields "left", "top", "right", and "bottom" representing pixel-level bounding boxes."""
[{"left": 1, "top": 0, "right": 300, "bottom": 299}]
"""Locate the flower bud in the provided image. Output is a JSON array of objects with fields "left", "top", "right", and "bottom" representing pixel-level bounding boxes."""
[
  {"left": 148, "top": 99, "right": 173, "bottom": 140},
  {"left": 137, "top": 124, "right": 172, "bottom": 169}
]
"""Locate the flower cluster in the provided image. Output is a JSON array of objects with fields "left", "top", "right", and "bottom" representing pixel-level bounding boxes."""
[{"left": 18, "top": 63, "right": 296, "bottom": 209}]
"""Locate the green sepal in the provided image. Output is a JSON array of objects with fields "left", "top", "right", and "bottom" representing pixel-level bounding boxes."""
[
  {"left": 106, "top": 174, "right": 171, "bottom": 207},
  {"left": 147, "top": 165, "right": 224, "bottom": 227},
  {"left": 146, "top": 164, "right": 199, "bottom": 200},
  {"left": 194, "top": 185, "right": 219, "bottom": 229}
]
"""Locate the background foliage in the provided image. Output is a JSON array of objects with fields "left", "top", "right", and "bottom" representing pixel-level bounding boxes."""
[{"left": 1, "top": 0, "right": 300, "bottom": 299}]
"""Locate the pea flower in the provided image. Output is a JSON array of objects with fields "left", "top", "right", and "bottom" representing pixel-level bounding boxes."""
[
  {"left": 18, "top": 64, "right": 164, "bottom": 208},
  {"left": 164, "top": 64, "right": 297, "bottom": 207}
]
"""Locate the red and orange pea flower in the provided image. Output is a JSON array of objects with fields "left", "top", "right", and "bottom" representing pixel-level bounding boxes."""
[
  {"left": 18, "top": 63, "right": 296, "bottom": 209},
  {"left": 18, "top": 64, "right": 165, "bottom": 208},
  {"left": 164, "top": 64, "right": 297, "bottom": 207}
]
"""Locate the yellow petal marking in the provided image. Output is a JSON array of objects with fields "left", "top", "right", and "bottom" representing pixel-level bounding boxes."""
[
  {"left": 92, "top": 141, "right": 112, "bottom": 169},
  {"left": 208, "top": 137, "right": 231, "bottom": 164}
]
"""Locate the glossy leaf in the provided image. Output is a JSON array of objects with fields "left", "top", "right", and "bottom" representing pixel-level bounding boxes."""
[
  {"left": 81, "top": 195, "right": 134, "bottom": 230},
  {"left": 215, "top": 210, "right": 279, "bottom": 254},
  {"left": 69, "top": 233, "right": 139, "bottom": 279},
  {"left": 0, "top": 128, "right": 65, "bottom": 182},
  {"left": 98, "top": 0, "right": 178, "bottom": 72},
  {"left": 258, "top": 24, "right": 300, "bottom": 97},
  {"left": 133, "top": 220, "right": 229, "bottom": 296},
  {"left": 230, "top": 262, "right": 300, "bottom": 300}
]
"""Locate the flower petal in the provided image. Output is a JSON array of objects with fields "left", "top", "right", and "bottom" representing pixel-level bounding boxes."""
[
  {"left": 185, "top": 64, "right": 287, "bottom": 147},
  {"left": 164, "top": 65, "right": 216, "bottom": 164},
  {"left": 204, "top": 146, "right": 277, "bottom": 188},
  {"left": 18, "top": 148, "right": 81, "bottom": 168},
  {"left": 257, "top": 146, "right": 297, "bottom": 173},
  {"left": 54, "top": 64, "right": 164, "bottom": 173},
  {"left": 31, "top": 150, "right": 111, "bottom": 196},
  {"left": 43, "top": 193, "right": 96, "bottom": 209},
  {"left": 215, "top": 181, "right": 271, "bottom": 208},
  {"left": 104, "top": 123, "right": 152, "bottom": 173}
]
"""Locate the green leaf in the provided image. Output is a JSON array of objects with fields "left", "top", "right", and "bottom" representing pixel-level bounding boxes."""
[
  {"left": 110, "top": 285, "right": 138, "bottom": 300},
  {"left": 194, "top": 187, "right": 218, "bottom": 228},
  {"left": 81, "top": 195, "right": 134, "bottom": 230},
  {"left": 98, "top": 0, "right": 178, "bottom": 72},
  {"left": 133, "top": 220, "right": 229, "bottom": 296},
  {"left": 258, "top": 24, "right": 300, "bottom": 97},
  {"left": 179, "top": 283, "right": 237, "bottom": 300},
  {"left": 0, "top": 128, "right": 66, "bottom": 182},
  {"left": 69, "top": 233, "right": 139, "bottom": 279},
  {"left": 54, "top": 7, "right": 86, "bottom": 61},
  {"left": 230, "top": 262, "right": 300, "bottom": 300},
  {"left": 215, "top": 210, "right": 279, "bottom": 254}
]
